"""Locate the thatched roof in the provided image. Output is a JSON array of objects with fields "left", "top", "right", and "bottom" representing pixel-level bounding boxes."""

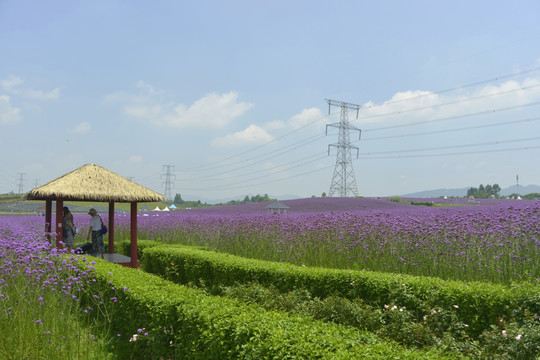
[{"left": 24, "top": 164, "right": 166, "bottom": 203}]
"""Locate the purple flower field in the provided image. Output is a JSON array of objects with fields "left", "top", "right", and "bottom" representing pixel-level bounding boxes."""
[
  {"left": 114, "top": 197, "right": 540, "bottom": 284},
  {"left": 2, "top": 197, "right": 539, "bottom": 284}
]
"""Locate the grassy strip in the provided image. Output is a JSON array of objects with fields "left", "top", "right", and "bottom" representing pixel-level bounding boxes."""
[
  {"left": 140, "top": 244, "right": 539, "bottom": 337},
  {"left": 78, "top": 257, "right": 462, "bottom": 359}
]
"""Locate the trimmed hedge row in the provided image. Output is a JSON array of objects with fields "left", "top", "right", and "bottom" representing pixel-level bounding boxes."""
[
  {"left": 139, "top": 244, "right": 539, "bottom": 336},
  {"left": 77, "top": 257, "right": 459, "bottom": 359}
]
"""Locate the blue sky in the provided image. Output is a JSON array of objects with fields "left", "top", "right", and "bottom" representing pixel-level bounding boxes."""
[{"left": 1, "top": 1, "right": 540, "bottom": 202}]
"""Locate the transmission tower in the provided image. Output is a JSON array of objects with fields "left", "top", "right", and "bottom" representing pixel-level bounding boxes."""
[
  {"left": 161, "top": 165, "right": 176, "bottom": 200},
  {"left": 325, "top": 99, "right": 361, "bottom": 197},
  {"left": 16, "top": 172, "right": 26, "bottom": 194}
]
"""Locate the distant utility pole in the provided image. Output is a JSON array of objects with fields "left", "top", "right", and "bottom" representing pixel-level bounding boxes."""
[
  {"left": 325, "top": 99, "right": 361, "bottom": 197},
  {"left": 161, "top": 165, "right": 176, "bottom": 200},
  {"left": 516, "top": 174, "right": 519, "bottom": 195},
  {"left": 17, "top": 172, "right": 26, "bottom": 194}
]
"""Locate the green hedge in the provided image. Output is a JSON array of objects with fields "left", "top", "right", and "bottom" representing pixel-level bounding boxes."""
[
  {"left": 142, "top": 245, "right": 539, "bottom": 336},
  {"left": 76, "top": 257, "right": 458, "bottom": 359},
  {"left": 113, "top": 239, "right": 163, "bottom": 260}
]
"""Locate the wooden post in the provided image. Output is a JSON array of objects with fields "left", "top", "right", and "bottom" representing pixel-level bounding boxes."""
[
  {"left": 130, "top": 202, "right": 137, "bottom": 267},
  {"left": 45, "top": 199, "right": 52, "bottom": 243},
  {"left": 108, "top": 201, "right": 115, "bottom": 254},
  {"left": 55, "top": 199, "right": 64, "bottom": 249}
]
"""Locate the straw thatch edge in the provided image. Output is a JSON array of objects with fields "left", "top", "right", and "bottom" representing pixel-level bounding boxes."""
[{"left": 24, "top": 164, "right": 166, "bottom": 203}]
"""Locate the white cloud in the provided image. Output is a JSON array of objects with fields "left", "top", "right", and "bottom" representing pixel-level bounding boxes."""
[
  {"left": 73, "top": 122, "right": 91, "bottom": 133},
  {"left": 211, "top": 124, "right": 273, "bottom": 147},
  {"left": 128, "top": 155, "right": 143, "bottom": 163},
  {"left": 112, "top": 84, "right": 254, "bottom": 129},
  {"left": 289, "top": 107, "right": 324, "bottom": 129},
  {"left": 1, "top": 75, "right": 60, "bottom": 100},
  {"left": 0, "top": 95, "right": 21, "bottom": 124},
  {"left": 1, "top": 75, "right": 23, "bottom": 91},
  {"left": 136, "top": 80, "right": 161, "bottom": 95},
  {"left": 356, "top": 77, "right": 540, "bottom": 126},
  {"left": 263, "top": 119, "right": 286, "bottom": 130}
]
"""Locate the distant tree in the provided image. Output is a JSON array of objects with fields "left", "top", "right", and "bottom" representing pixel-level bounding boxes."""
[
  {"left": 322, "top": 192, "right": 327, "bottom": 198},
  {"left": 173, "top": 193, "right": 184, "bottom": 205},
  {"left": 243, "top": 195, "right": 250, "bottom": 203},
  {"left": 523, "top": 193, "right": 540, "bottom": 200},
  {"left": 467, "top": 183, "right": 502, "bottom": 199}
]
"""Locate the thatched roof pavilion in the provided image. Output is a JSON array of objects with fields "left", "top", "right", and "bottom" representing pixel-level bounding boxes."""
[{"left": 25, "top": 163, "right": 166, "bottom": 267}]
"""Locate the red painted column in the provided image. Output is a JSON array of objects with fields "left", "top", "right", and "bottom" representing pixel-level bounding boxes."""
[
  {"left": 45, "top": 199, "right": 52, "bottom": 243},
  {"left": 108, "top": 201, "right": 115, "bottom": 254},
  {"left": 55, "top": 199, "right": 64, "bottom": 249},
  {"left": 130, "top": 202, "right": 137, "bottom": 267}
]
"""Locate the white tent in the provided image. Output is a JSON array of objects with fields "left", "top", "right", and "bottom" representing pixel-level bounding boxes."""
[
  {"left": 162, "top": 206, "right": 170, "bottom": 211},
  {"left": 152, "top": 206, "right": 161, "bottom": 211}
]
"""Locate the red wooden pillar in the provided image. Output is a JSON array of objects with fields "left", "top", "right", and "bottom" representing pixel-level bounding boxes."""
[
  {"left": 130, "top": 202, "right": 137, "bottom": 267},
  {"left": 45, "top": 199, "right": 52, "bottom": 243},
  {"left": 55, "top": 199, "right": 64, "bottom": 249},
  {"left": 108, "top": 201, "right": 115, "bottom": 254}
]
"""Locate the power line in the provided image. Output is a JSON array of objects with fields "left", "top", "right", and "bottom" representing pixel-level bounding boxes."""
[
  {"left": 362, "top": 115, "right": 540, "bottom": 142},
  {"left": 180, "top": 145, "right": 540, "bottom": 193},
  {"left": 361, "top": 65, "right": 540, "bottom": 110},
  {"left": 364, "top": 100, "right": 540, "bottom": 133},
  {"left": 358, "top": 83, "right": 540, "bottom": 125},
  {"left": 179, "top": 112, "right": 333, "bottom": 173},
  {"left": 358, "top": 136, "right": 540, "bottom": 156},
  {"left": 356, "top": 145, "right": 540, "bottom": 160}
]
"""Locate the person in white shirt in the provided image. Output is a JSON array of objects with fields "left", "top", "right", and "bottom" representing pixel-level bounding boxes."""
[{"left": 87, "top": 208, "right": 104, "bottom": 258}]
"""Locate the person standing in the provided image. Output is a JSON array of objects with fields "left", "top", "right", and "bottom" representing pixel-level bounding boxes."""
[
  {"left": 87, "top": 208, "right": 104, "bottom": 258},
  {"left": 62, "top": 206, "right": 75, "bottom": 252}
]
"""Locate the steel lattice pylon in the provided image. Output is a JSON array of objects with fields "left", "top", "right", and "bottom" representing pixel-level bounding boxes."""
[{"left": 325, "top": 99, "right": 361, "bottom": 197}]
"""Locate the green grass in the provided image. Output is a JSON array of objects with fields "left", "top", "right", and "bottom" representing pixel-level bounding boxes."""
[{"left": 0, "top": 247, "right": 117, "bottom": 359}]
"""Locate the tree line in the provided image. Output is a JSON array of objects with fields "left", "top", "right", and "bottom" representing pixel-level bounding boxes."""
[
  {"left": 172, "top": 193, "right": 276, "bottom": 208},
  {"left": 466, "top": 184, "right": 501, "bottom": 198}
]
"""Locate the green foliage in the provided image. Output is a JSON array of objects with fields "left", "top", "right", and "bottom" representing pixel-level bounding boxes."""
[
  {"left": 387, "top": 195, "right": 401, "bottom": 203},
  {"left": 142, "top": 245, "right": 539, "bottom": 338},
  {"left": 173, "top": 193, "right": 184, "bottom": 205},
  {"left": 523, "top": 192, "right": 540, "bottom": 200},
  {"left": 76, "top": 258, "right": 454, "bottom": 359},
  {"left": 225, "top": 193, "right": 277, "bottom": 206},
  {"left": 0, "top": 193, "right": 22, "bottom": 202},
  {"left": 466, "top": 184, "right": 501, "bottom": 198},
  {"left": 410, "top": 201, "right": 434, "bottom": 207}
]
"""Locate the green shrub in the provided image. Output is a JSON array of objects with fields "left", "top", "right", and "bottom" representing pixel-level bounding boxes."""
[
  {"left": 76, "top": 257, "right": 459, "bottom": 359},
  {"left": 142, "top": 246, "right": 539, "bottom": 337}
]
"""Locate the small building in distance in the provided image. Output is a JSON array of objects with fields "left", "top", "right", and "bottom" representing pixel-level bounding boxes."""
[{"left": 266, "top": 201, "right": 290, "bottom": 214}]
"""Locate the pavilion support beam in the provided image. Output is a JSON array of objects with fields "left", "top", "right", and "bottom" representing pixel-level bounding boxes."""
[
  {"left": 130, "top": 202, "right": 138, "bottom": 267},
  {"left": 55, "top": 199, "right": 64, "bottom": 249},
  {"left": 45, "top": 199, "right": 52, "bottom": 243},
  {"left": 108, "top": 201, "right": 115, "bottom": 254}
]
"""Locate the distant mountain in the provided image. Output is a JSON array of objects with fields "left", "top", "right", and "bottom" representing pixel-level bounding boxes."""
[
  {"left": 402, "top": 184, "right": 540, "bottom": 198},
  {"left": 183, "top": 193, "right": 301, "bottom": 205},
  {"left": 401, "top": 188, "right": 468, "bottom": 198},
  {"left": 499, "top": 184, "right": 540, "bottom": 196}
]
